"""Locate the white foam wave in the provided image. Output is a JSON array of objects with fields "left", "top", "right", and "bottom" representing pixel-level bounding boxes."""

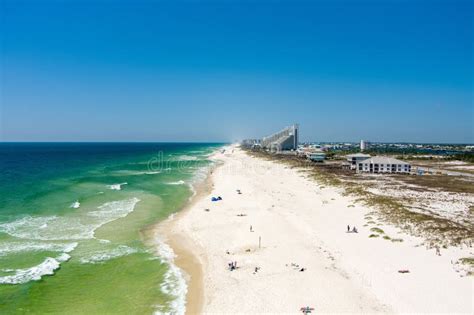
[
  {"left": 0, "top": 215, "right": 94, "bottom": 240},
  {"left": 145, "top": 171, "right": 162, "bottom": 175},
  {"left": 0, "top": 253, "right": 70, "bottom": 285},
  {"left": 154, "top": 239, "right": 187, "bottom": 315},
  {"left": 0, "top": 198, "right": 140, "bottom": 240},
  {"left": 156, "top": 240, "right": 176, "bottom": 261},
  {"left": 0, "top": 242, "right": 78, "bottom": 256},
  {"left": 114, "top": 170, "right": 161, "bottom": 176},
  {"left": 107, "top": 182, "right": 128, "bottom": 190},
  {"left": 185, "top": 163, "right": 213, "bottom": 200},
  {"left": 175, "top": 155, "right": 198, "bottom": 161},
  {"left": 187, "top": 183, "right": 196, "bottom": 199},
  {"left": 70, "top": 201, "right": 80, "bottom": 209},
  {"left": 166, "top": 180, "right": 186, "bottom": 185},
  {"left": 88, "top": 198, "right": 140, "bottom": 221},
  {"left": 79, "top": 245, "right": 139, "bottom": 264},
  {"left": 190, "top": 164, "right": 212, "bottom": 185}
]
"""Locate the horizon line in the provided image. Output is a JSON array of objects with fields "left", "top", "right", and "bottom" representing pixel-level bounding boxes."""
[{"left": 0, "top": 141, "right": 473, "bottom": 146}]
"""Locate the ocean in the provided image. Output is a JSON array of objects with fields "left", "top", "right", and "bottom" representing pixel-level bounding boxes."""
[{"left": 0, "top": 142, "right": 222, "bottom": 314}]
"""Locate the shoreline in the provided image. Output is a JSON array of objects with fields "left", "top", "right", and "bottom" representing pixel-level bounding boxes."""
[{"left": 143, "top": 152, "right": 224, "bottom": 314}]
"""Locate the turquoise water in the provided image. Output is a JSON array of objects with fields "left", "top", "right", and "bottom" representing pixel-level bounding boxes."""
[{"left": 0, "top": 143, "right": 222, "bottom": 314}]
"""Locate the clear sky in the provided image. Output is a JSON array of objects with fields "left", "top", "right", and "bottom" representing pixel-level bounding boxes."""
[{"left": 1, "top": 0, "right": 473, "bottom": 143}]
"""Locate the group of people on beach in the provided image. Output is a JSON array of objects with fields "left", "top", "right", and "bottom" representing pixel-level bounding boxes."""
[
  {"left": 288, "top": 263, "right": 306, "bottom": 272},
  {"left": 228, "top": 261, "right": 238, "bottom": 271},
  {"left": 347, "top": 225, "right": 358, "bottom": 233},
  {"left": 211, "top": 196, "right": 222, "bottom": 202}
]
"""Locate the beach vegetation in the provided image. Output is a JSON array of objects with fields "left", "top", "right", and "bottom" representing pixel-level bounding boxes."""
[
  {"left": 391, "top": 238, "right": 404, "bottom": 242},
  {"left": 369, "top": 234, "right": 379, "bottom": 238},
  {"left": 458, "top": 258, "right": 474, "bottom": 276},
  {"left": 459, "top": 257, "right": 474, "bottom": 265},
  {"left": 243, "top": 147, "right": 474, "bottom": 248},
  {"left": 370, "top": 227, "right": 385, "bottom": 234}
]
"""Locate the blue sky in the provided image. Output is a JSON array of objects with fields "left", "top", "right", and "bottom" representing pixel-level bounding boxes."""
[{"left": 1, "top": 0, "right": 472, "bottom": 143}]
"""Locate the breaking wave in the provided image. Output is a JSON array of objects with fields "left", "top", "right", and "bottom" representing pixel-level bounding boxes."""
[
  {"left": 0, "top": 199, "right": 140, "bottom": 285},
  {"left": 154, "top": 239, "right": 187, "bottom": 315},
  {"left": 0, "top": 198, "right": 140, "bottom": 240},
  {"left": 0, "top": 253, "right": 70, "bottom": 284},
  {"left": 70, "top": 201, "right": 80, "bottom": 209},
  {"left": 175, "top": 155, "right": 198, "bottom": 161},
  {"left": 166, "top": 180, "right": 186, "bottom": 185},
  {"left": 79, "top": 245, "right": 139, "bottom": 264},
  {"left": 0, "top": 242, "right": 78, "bottom": 256},
  {"left": 107, "top": 182, "right": 128, "bottom": 190},
  {"left": 145, "top": 171, "right": 162, "bottom": 175},
  {"left": 113, "top": 170, "right": 161, "bottom": 176}
]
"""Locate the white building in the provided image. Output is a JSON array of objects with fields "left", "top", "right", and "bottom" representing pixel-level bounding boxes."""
[
  {"left": 308, "top": 152, "right": 326, "bottom": 162},
  {"left": 360, "top": 140, "right": 370, "bottom": 151},
  {"left": 261, "top": 124, "right": 299, "bottom": 152},
  {"left": 346, "top": 153, "right": 371, "bottom": 170},
  {"left": 241, "top": 139, "right": 261, "bottom": 148},
  {"left": 356, "top": 156, "right": 411, "bottom": 174}
]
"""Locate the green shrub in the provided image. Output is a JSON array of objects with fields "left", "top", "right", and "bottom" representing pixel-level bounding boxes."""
[{"left": 370, "top": 227, "right": 385, "bottom": 234}]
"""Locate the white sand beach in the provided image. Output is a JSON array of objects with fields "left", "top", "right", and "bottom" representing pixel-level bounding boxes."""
[{"left": 160, "top": 146, "right": 473, "bottom": 314}]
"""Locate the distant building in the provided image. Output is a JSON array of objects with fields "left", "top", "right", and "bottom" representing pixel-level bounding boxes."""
[
  {"left": 241, "top": 139, "right": 261, "bottom": 148},
  {"left": 297, "top": 145, "right": 319, "bottom": 156},
  {"left": 261, "top": 124, "right": 299, "bottom": 152},
  {"left": 346, "top": 153, "right": 371, "bottom": 170},
  {"left": 356, "top": 156, "right": 411, "bottom": 174},
  {"left": 360, "top": 140, "right": 370, "bottom": 151},
  {"left": 308, "top": 152, "right": 326, "bottom": 162}
]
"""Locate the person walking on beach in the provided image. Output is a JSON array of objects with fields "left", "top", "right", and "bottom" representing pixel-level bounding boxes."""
[
  {"left": 347, "top": 225, "right": 350, "bottom": 232},
  {"left": 250, "top": 225, "right": 253, "bottom": 232}
]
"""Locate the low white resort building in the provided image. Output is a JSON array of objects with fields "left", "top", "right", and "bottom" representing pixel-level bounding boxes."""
[
  {"left": 356, "top": 156, "right": 411, "bottom": 174},
  {"left": 346, "top": 153, "right": 371, "bottom": 170}
]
